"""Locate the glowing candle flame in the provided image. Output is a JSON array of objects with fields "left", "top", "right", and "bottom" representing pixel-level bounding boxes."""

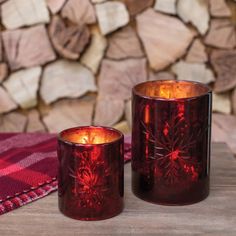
[{"left": 61, "top": 127, "right": 121, "bottom": 145}]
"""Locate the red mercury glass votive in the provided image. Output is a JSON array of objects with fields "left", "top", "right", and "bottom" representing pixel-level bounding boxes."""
[
  {"left": 57, "top": 126, "right": 124, "bottom": 220},
  {"left": 132, "top": 80, "right": 212, "bottom": 205}
]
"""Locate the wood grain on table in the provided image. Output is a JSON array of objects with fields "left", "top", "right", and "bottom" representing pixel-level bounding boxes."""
[{"left": 0, "top": 143, "right": 235, "bottom": 236}]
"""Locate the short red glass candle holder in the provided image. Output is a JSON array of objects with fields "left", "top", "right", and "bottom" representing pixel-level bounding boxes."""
[
  {"left": 132, "top": 80, "right": 212, "bottom": 205},
  {"left": 57, "top": 126, "right": 124, "bottom": 220}
]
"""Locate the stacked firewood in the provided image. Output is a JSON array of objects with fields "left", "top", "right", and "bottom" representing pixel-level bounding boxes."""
[{"left": 0, "top": 0, "right": 235, "bottom": 149}]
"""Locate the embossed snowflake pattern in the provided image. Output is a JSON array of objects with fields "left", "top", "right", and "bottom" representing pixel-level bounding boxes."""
[
  {"left": 70, "top": 148, "right": 110, "bottom": 210},
  {"left": 141, "top": 103, "right": 204, "bottom": 185}
]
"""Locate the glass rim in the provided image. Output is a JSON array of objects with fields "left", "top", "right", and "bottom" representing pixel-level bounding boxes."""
[
  {"left": 58, "top": 125, "right": 124, "bottom": 146},
  {"left": 133, "top": 79, "right": 212, "bottom": 101}
]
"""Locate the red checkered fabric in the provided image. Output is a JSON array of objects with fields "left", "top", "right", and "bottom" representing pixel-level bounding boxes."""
[{"left": 0, "top": 133, "right": 131, "bottom": 215}]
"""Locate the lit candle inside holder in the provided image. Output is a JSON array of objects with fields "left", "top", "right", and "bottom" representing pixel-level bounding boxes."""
[
  {"left": 57, "top": 126, "right": 124, "bottom": 220},
  {"left": 132, "top": 80, "right": 212, "bottom": 205}
]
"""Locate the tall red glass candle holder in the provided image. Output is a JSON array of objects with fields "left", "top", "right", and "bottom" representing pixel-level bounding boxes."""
[
  {"left": 57, "top": 126, "right": 124, "bottom": 220},
  {"left": 132, "top": 80, "right": 212, "bottom": 205}
]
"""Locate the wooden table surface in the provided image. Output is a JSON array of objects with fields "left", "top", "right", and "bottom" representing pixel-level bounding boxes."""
[{"left": 0, "top": 143, "right": 235, "bottom": 236}]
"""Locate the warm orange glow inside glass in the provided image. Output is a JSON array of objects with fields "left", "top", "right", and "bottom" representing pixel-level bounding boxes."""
[
  {"left": 60, "top": 127, "right": 122, "bottom": 145},
  {"left": 134, "top": 80, "right": 210, "bottom": 99}
]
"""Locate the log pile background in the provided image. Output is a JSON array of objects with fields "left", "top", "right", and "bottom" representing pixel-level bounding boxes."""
[{"left": 0, "top": 0, "right": 236, "bottom": 154}]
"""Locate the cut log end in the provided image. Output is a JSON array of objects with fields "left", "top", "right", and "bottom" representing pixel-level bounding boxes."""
[{"left": 49, "top": 16, "right": 91, "bottom": 60}]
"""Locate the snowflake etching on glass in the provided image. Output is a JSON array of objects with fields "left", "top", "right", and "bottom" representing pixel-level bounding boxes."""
[
  {"left": 70, "top": 148, "right": 110, "bottom": 210},
  {"left": 132, "top": 80, "right": 211, "bottom": 204},
  {"left": 141, "top": 103, "right": 204, "bottom": 185}
]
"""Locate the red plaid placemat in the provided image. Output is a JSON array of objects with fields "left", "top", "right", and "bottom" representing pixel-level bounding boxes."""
[{"left": 0, "top": 133, "right": 131, "bottom": 215}]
